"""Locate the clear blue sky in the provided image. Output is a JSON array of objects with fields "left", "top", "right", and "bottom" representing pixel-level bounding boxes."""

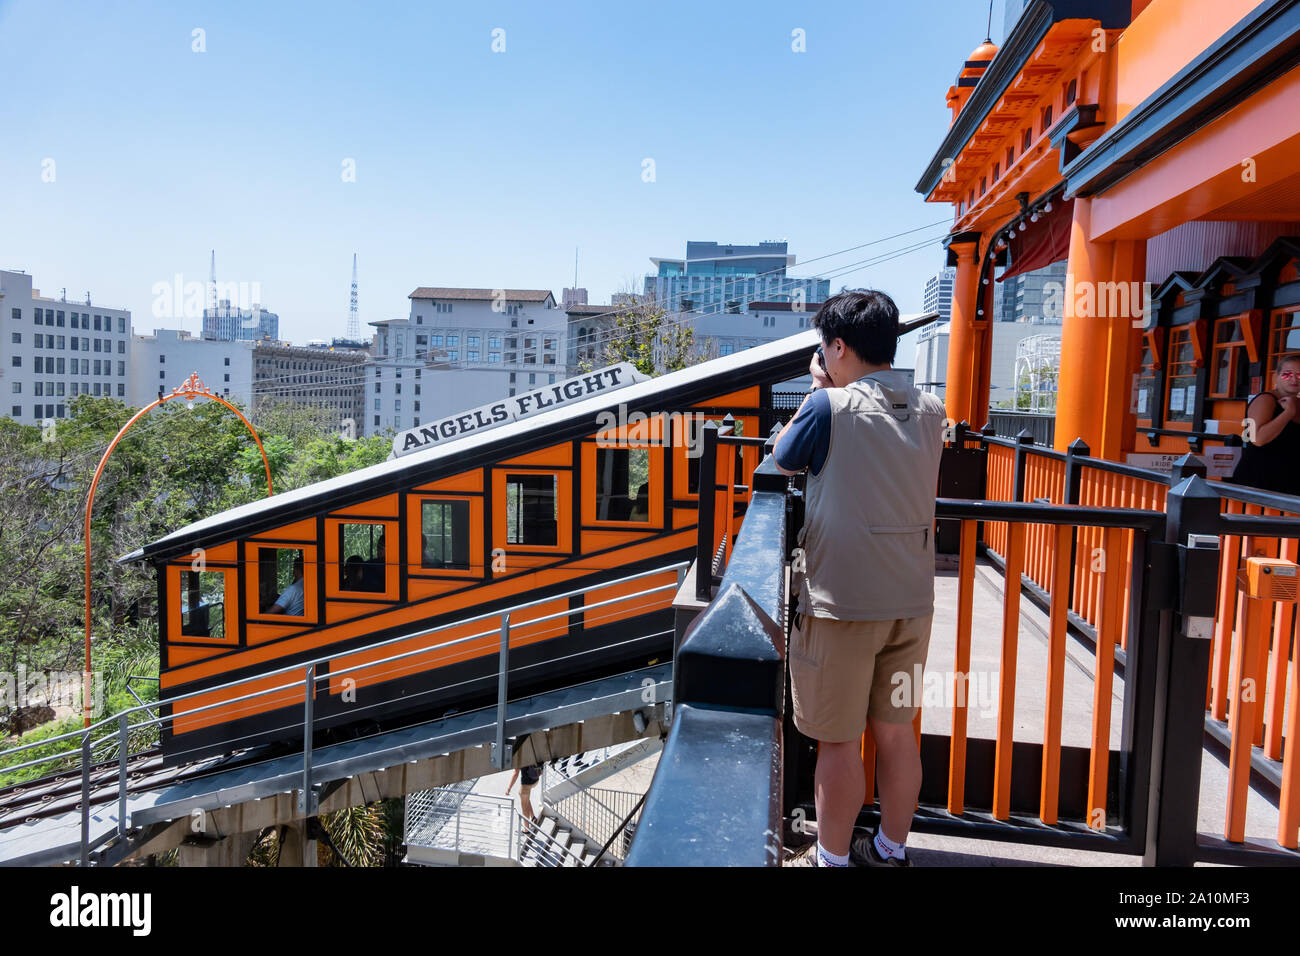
[{"left": 0, "top": 0, "right": 1010, "bottom": 361}]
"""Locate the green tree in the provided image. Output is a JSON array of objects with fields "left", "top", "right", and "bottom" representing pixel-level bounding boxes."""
[{"left": 591, "top": 294, "right": 709, "bottom": 376}]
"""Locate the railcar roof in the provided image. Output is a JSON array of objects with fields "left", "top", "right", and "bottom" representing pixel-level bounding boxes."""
[{"left": 125, "top": 317, "right": 934, "bottom": 562}]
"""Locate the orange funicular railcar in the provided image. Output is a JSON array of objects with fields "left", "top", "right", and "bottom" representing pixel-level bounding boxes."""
[{"left": 131, "top": 331, "right": 848, "bottom": 766}]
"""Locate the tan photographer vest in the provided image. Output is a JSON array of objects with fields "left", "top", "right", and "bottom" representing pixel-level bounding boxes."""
[{"left": 797, "top": 369, "right": 946, "bottom": 621}]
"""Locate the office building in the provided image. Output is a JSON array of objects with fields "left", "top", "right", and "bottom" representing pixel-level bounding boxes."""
[
  {"left": 369, "top": 287, "right": 564, "bottom": 433},
  {"left": 923, "top": 268, "right": 957, "bottom": 323},
  {"left": 202, "top": 299, "right": 279, "bottom": 342},
  {"left": 643, "top": 241, "right": 829, "bottom": 316},
  {"left": 130, "top": 332, "right": 366, "bottom": 432},
  {"left": 1, "top": 269, "right": 132, "bottom": 424}
]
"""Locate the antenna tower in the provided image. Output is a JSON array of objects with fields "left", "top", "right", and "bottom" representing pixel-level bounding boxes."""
[
  {"left": 208, "top": 250, "right": 218, "bottom": 318},
  {"left": 347, "top": 253, "right": 360, "bottom": 340}
]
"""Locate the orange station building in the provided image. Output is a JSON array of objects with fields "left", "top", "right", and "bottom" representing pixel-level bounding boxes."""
[{"left": 917, "top": 0, "right": 1300, "bottom": 472}]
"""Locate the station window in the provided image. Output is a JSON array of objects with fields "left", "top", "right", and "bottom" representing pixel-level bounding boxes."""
[
  {"left": 180, "top": 570, "right": 228, "bottom": 639},
  {"left": 1210, "top": 317, "right": 1249, "bottom": 399},
  {"left": 505, "top": 475, "right": 557, "bottom": 545},
  {"left": 257, "top": 547, "right": 306, "bottom": 615},
  {"left": 339, "top": 523, "right": 388, "bottom": 592},
  {"left": 421, "top": 500, "right": 470, "bottom": 568},
  {"left": 594, "top": 448, "right": 650, "bottom": 522},
  {"left": 1164, "top": 326, "right": 1198, "bottom": 423},
  {"left": 1268, "top": 306, "right": 1300, "bottom": 376},
  {"left": 1135, "top": 334, "right": 1160, "bottom": 420}
]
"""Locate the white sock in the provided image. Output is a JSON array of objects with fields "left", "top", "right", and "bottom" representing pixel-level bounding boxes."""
[
  {"left": 874, "top": 829, "right": 906, "bottom": 860},
  {"left": 817, "top": 842, "right": 850, "bottom": 867}
]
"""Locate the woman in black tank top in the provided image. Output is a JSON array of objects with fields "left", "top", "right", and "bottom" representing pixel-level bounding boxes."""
[{"left": 1231, "top": 356, "right": 1300, "bottom": 495}]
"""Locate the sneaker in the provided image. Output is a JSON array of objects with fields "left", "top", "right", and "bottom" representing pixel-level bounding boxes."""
[{"left": 849, "top": 828, "right": 912, "bottom": 868}]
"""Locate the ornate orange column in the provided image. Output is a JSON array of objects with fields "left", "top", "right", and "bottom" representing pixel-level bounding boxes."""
[
  {"left": 1103, "top": 239, "right": 1148, "bottom": 460},
  {"left": 943, "top": 233, "right": 983, "bottom": 427},
  {"left": 1055, "top": 199, "right": 1115, "bottom": 453}
]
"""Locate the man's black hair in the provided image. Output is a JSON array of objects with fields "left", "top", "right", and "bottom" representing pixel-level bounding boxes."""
[{"left": 811, "top": 289, "right": 899, "bottom": 365}]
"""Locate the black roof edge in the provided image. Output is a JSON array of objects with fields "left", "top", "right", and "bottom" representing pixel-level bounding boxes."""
[
  {"left": 136, "top": 315, "right": 941, "bottom": 565},
  {"left": 915, "top": 0, "right": 1132, "bottom": 199},
  {"left": 1063, "top": 0, "right": 1300, "bottom": 199},
  {"left": 136, "top": 347, "right": 815, "bottom": 564}
]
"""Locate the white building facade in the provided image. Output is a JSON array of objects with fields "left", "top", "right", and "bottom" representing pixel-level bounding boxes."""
[
  {"left": 914, "top": 321, "right": 951, "bottom": 397},
  {"left": 129, "top": 329, "right": 255, "bottom": 408},
  {"left": 912, "top": 315, "right": 1061, "bottom": 406},
  {"left": 368, "top": 288, "right": 566, "bottom": 433},
  {"left": 923, "top": 268, "right": 957, "bottom": 323},
  {"left": 1, "top": 269, "right": 132, "bottom": 424}
]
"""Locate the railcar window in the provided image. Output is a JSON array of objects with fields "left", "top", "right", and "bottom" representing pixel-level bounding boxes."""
[
  {"left": 421, "top": 500, "right": 470, "bottom": 568},
  {"left": 258, "top": 547, "right": 305, "bottom": 614},
  {"left": 180, "top": 570, "right": 227, "bottom": 639},
  {"left": 340, "top": 523, "right": 387, "bottom": 592},
  {"left": 505, "top": 474, "right": 557, "bottom": 545},
  {"left": 595, "top": 448, "right": 650, "bottom": 521}
]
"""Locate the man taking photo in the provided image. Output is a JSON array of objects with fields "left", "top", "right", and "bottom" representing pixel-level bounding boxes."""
[{"left": 773, "top": 289, "right": 946, "bottom": 867}]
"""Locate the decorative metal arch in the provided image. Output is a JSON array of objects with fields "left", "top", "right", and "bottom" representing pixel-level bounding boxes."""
[{"left": 81, "top": 373, "right": 273, "bottom": 727}]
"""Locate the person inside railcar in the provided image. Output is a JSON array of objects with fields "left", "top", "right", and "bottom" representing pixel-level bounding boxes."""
[
  {"left": 1230, "top": 354, "right": 1300, "bottom": 497},
  {"left": 343, "top": 555, "right": 366, "bottom": 591},
  {"left": 361, "top": 532, "right": 386, "bottom": 592},
  {"left": 628, "top": 483, "right": 650, "bottom": 521},
  {"left": 267, "top": 556, "right": 305, "bottom": 616}
]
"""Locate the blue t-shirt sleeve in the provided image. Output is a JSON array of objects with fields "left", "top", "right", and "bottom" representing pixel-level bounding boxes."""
[{"left": 774, "top": 389, "right": 831, "bottom": 476}]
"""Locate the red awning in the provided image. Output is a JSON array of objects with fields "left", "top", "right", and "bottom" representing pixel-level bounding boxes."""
[{"left": 998, "top": 197, "right": 1074, "bottom": 282}]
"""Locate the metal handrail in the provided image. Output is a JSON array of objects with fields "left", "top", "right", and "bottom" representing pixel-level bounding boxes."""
[
  {"left": 518, "top": 812, "right": 591, "bottom": 867},
  {"left": 0, "top": 561, "right": 689, "bottom": 765},
  {"left": 981, "top": 425, "right": 1300, "bottom": 513},
  {"left": 547, "top": 784, "right": 642, "bottom": 858},
  {"left": 934, "top": 498, "right": 1167, "bottom": 530},
  {"left": 590, "top": 791, "right": 648, "bottom": 866},
  {"left": 1, "top": 560, "right": 688, "bottom": 863}
]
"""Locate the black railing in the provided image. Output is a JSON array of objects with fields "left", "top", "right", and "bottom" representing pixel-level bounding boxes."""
[
  {"left": 629, "top": 422, "right": 1300, "bottom": 866},
  {"left": 694, "top": 417, "right": 776, "bottom": 601},
  {"left": 626, "top": 460, "right": 789, "bottom": 867},
  {"left": 987, "top": 409, "right": 1056, "bottom": 446}
]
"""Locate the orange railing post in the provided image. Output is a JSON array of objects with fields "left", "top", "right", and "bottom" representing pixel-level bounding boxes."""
[
  {"left": 992, "top": 522, "right": 1026, "bottom": 821},
  {"left": 948, "top": 518, "right": 977, "bottom": 815},
  {"left": 1040, "top": 524, "right": 1073, "bottom": 825},
  {"left": 1226, "top": 589, "right": 1266, "bottom": 843},
  {"left": 1088, "top": 526, "right": 1125, "bottom": 830}
]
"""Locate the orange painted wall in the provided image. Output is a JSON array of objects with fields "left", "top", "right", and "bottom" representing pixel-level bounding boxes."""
[
  {"left": 1114, "top": 0, "right": 1264, "bottom": 123},
  {"left": 1090, "top": 62, "right": 1300, "bottom": 241}
]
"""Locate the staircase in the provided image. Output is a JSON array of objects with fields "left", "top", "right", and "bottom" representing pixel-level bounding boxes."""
[
  {"left": 404, "top": 738, "right": 656, "bottom": 867},
  {"left": 541, "top": 736, "right": 662, "bottom": 802},
  {"left": 518, "top": 806, "right": 609, "bottom": 867}
]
